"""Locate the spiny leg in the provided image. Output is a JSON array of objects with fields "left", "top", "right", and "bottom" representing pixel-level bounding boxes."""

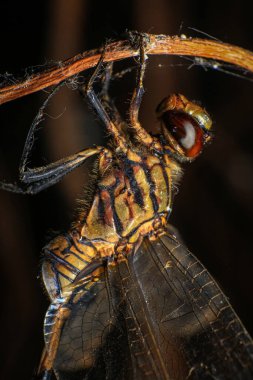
[
  {"left": 0, "top": 83, "right": 62, "bottom": 194},
  {"left": 100, "top": 61, "right": 113, "bottom": 100},
  {"left": 29, "top": 147, "right": 109, "bottom": 194},
  {"left": 19, "top": 83, "right": 65, "bottom": 177},
  {"left": 0, "top": 81, "right": 111, "bottom": 194},
  {"left": 0, "top": 144, "right": 106, "bottom": 194},
  {"left": 129, "top": 34, "right": 153, "bottom": 146},
  {"left": 80, "top": 48, "right": 128, "bottom": 153},
  {"left": 99, "top": 62, "right": 125, "bottom": 127}
]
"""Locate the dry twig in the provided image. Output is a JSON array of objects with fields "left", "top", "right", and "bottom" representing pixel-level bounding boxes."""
[{"left": 0, "top": 33, "right": 253, "bottom": 105}]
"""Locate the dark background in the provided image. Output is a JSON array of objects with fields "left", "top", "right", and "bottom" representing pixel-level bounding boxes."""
[{"left": 0, "top": 1, "right": 252, "bottom": 379}]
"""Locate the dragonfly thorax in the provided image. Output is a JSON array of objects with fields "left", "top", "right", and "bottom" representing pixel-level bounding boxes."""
[{"left": 79, "top": 148, "right": 182, "bottom": 251}]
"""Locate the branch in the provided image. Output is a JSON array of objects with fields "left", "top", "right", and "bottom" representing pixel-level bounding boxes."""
[{"left": 0, "top": 33, "right": 253, "bottom": 105}]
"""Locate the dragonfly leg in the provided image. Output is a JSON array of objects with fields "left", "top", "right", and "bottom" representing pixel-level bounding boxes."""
[
  {"left": 0, "top": 75, "right": 117, "bottom": 194},
  {"left": 80, "top": 48, "right": 128, "bottom": 152},
  {"left": 99, "top": 62, "right": 125, "bottom": 128},
  {"left": 0, "top": 146, "right": 107, "bottom": 194},
  {"left": 100, "top": 61, "right": 113, "bottom": 100},
  {"left": 129, "top": 34, "right": 153, "bottom": 147}
]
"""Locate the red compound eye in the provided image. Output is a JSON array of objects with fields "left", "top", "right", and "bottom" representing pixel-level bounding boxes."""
[
  {"left": 156, "top": 94, "right": 212, "bottom": 160},
  {"left": 161, "top": 111, "right": 205, "bottom": 158}
]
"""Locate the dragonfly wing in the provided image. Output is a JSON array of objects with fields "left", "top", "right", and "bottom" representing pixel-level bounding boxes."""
[
  {"left": 53, "top": 263, "right": 136, "bottom": 380},
  {"left": 128, "top": 232, "right": 253, "bottom": 379}
]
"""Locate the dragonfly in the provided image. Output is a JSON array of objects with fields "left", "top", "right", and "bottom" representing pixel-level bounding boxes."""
[{"left": 1, "top": 37, "right": 253, "bottom": 380}]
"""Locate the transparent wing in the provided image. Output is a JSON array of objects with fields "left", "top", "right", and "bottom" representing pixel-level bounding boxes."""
[
  {"left": 52, "top": 232, "right": 253, "bottom": 380},
  {"left": 130, "top": 232, "right": 253, "bottom": 379},
  {"left": 52, "top": 266, "right": 134, "bottom": 380}
]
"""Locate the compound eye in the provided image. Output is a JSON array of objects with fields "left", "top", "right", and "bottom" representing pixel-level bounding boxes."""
[{"left": 162, "top": 111, "right": 204, "bottom": 158}]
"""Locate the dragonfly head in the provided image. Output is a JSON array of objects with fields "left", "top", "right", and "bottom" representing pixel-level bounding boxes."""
[{"left": 156, "top": 94, "right": 213, "bottom": 162}]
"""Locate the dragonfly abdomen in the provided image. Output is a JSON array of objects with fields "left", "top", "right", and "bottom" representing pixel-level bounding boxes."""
[{"left": 42, "top": 232, "right": 100, "bottom": 297}]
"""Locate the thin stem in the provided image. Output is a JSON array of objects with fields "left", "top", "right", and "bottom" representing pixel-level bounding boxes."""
[{"left": 0, "top": 33, "right": 253, "bottom": 105}]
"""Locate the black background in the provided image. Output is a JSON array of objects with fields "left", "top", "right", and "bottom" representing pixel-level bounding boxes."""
[{"left": 0, "top": 1, "right": 252, "bottom": 379}]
